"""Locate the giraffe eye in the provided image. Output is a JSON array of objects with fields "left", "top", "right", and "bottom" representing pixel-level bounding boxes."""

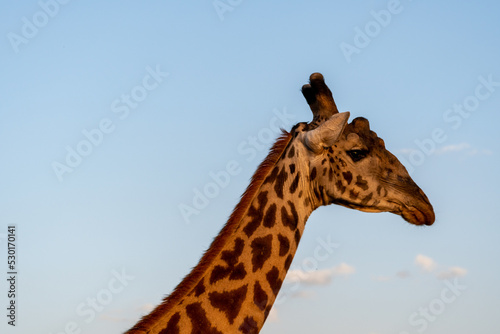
[{"left": 347, "top": 149, "right": 369, "bottom": 162}]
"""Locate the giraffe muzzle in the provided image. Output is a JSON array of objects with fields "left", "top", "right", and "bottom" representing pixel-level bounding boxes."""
[
  {"left": 401, "top": 205, "right": 435, "bottom": 226},
  {"left": 400, "top": 188, "right": 435, "bottom": 226}
]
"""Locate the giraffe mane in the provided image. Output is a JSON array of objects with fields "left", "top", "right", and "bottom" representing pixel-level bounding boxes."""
[{"left": 130, "top": 130, "right": 293, "bottom": 332}]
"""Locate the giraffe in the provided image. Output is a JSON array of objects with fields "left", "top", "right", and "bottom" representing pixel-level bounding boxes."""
[{"left": 126, "top": 73, "right": 435, "bottom": 334}]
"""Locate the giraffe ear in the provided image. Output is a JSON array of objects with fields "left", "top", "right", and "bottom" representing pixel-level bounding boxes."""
[{"left": 304, "top": 112, "right": 350, "bottom": 153}]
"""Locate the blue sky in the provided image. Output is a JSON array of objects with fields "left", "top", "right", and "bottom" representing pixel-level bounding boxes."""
[{"left": 1, "top": 1, "right": 499, "bottom": 333}]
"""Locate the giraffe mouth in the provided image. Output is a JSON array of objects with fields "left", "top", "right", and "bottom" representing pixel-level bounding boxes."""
[
  {"left": 332, "top": 198, "right": 435, "bottom": 226},
  {"left": 398, "top": 204, "right": 435, "bottom": 226}
]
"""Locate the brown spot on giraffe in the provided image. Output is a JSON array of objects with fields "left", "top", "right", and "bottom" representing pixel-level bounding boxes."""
[
  {"left": 263, "top": 204, "right": 277, "bottom": 228},
  {"left": 209, "top": 237, "right": 246, "bottom": 284},
  {"left": 239, "top": 317, "right": 259, "bottom": 334},
  {"left": 229, "top": 263, "right": 247, "bottom": 280},
  {"left": 281, "top": 201, "right": 298, "bottom": 231},
  {"left": 159, "top": 312, "right": 180, "bottom": 334},
  {"left": 277, "top": 233, "right": 290, "bottom": 256},
  {"left": 194, "top": 280, "right": 206, "bottom": 297},
  {"left": 210, "top": 265, "right": 230, "bottom": 284},
  {"left": 355, "top": 175, "right": 369, "bottom": 191},
  {"left": 289, "top": 172, "right": 300, "bottom": 194},
  {"left": 253, "top": 281, "right": 268, "bottom": 311},
  {"left": 263, "top": 166, "right": 279, "bottom": 184},
  {"left": 208, "top": 285, "right": 248, "bottom": 325},
  {"left": 310, "top": 167, "right": 317, "bottom": 181},
  {"left": 342, "top": 171, "right": 353, "bottom": 184},
  {"left": 266, "top": 266, "right": 283, "bottom": 296},
  {"left": 274, "top": 167, "right": 288, "bottom": 199},
  {"left": 243, "top": 192, "right": 268, "bottom": 237},
  {"left": 294, "top": 229, "right": 302, "bottom": 244},
  {"left": 251, "top": 235, "right": 273, "bottom": 272},
  {"left": 186, "top": 302, "right": 222, "bottom": 334},
  {"left": 221, "top": 238, "right": 244, "bottom": 266}
]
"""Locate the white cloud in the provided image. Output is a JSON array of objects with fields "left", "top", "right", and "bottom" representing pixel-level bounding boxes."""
[
  {"left": 398, "top": 142, "right": 493, "bottom": 158},
  {"left": 435, "top": 143, "right": 471, "bottom": 155},
  {"left": 414, "top": 255, "right": 468, "bottom": 280},
  {"left": 285, "top": 263, "right": 355, "bottom": 285},
  {"left": 272, "top": 264, "right": 355, "bottom": 322},
  {"left": 372, "top": 256, "right": 467, "bottom": 283},
  {"left": 332, "top": 262, "right": 356, "bottom": 276},
  {"left": 437, "top": 266, "right": 468, "bottom": 280},
  {"left": 286, "top": 268, "right": 332, "bottom": 285},
  {"left": 372, "top": 270, "right": 410, "bottom": 282},
  {"left": 438, "top": 143, "right": 494, "bottom": 156},
  {"left": 415, "top": 254, "right": 437, "bottom": 272}
]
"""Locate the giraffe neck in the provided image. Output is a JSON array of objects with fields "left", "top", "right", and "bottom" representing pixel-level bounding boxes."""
[{"left": 127, "top": 132, "right": 318, "bottom": 334}]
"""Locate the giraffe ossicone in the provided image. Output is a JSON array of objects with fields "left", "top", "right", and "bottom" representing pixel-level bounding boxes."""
[{"left": 126, "top": 73, "right": 435, "bottom": 334}]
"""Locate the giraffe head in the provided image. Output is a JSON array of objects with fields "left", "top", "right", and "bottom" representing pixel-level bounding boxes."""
[{"left": 292, "top": 73, "right": 434, "bottom": 226}]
